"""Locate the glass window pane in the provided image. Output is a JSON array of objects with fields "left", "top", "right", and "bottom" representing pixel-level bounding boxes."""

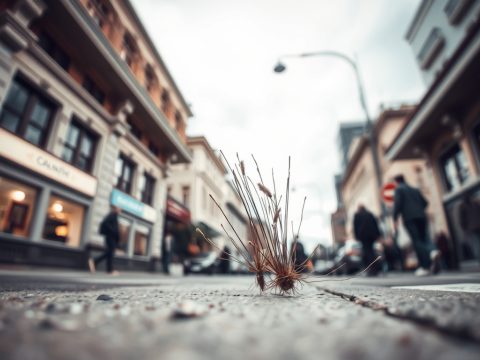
[
  {"left": 66, "top": 124, "right": 80, "bottom": 146},
  {"left": 134, "top": 224, "right": 150, "bottom": 256},
  {"left": 5, "top": 81, "right": 29, "bottom": 114},
  {"left": 24, "top": 126, "right": 42, "bottom": 145},
  {"left": 456, "top": 151, "right": 470, "bottom": 184},
  {"left": 117, "top": 217, "right": 131, "bottom": 255},
  {"left": 0, "top": 111, "right": 21, "bottom": 133},
  {"left": 0, "top": 176, "right": 37, "bottom": 237},
  {"left": 62, "top": 147, "right": 74, "bottom": 163},
  {"left": 29, "top": 101, "right": 51, "bottom": 128},
  {"left": 80, "top": 136, "right": 93, "bottom": 156},
  {"left": 77, "top": 156, "right": 88, "bottom": 171},
  {"left": 43, "top": 195, "right": 85, "bottom": 247}
]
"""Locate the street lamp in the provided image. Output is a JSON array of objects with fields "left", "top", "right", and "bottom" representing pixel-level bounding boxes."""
[{"left": 273, "top": 51, "right": 387, "bottom": 221}]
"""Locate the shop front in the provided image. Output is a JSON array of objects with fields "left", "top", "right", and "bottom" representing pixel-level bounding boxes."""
[
  {"left": 0, "top": 128, "right": 97, "bottom": 267},
  {"left": 164, "top": 196, "right": 191, "bottom": 262},
  {"left": 106, "top": 188, "right": 157, "bottom": 270}
]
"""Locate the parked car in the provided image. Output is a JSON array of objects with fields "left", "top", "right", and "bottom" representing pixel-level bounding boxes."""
[
  {"left": 184, "top": 252, "right": 220, "bottom": 275},
  {"left": 332, "top": 239, "right": 363, "bottom": 275}
]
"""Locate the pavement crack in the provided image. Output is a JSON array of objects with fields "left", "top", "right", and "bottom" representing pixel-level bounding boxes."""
[{"left": 321, "top": 288, "right": 479, "bottom": 344}]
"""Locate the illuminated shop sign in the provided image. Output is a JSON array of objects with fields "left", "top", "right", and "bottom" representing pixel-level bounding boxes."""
[
  {"left": 110, "top": 189, "right": 156, "bottom": 222},
  {"left": 0, "top": 129, "right": 97, "bottom": 197}
]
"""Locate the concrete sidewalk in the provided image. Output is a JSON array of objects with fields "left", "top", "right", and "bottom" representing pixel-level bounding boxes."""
[{"left": 0, "top": 275, "right": 479, "bottom": 360}]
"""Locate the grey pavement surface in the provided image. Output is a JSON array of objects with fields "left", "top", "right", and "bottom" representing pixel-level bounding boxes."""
[{"left": 0, "top": 270, "right": 479, "bottom": 360}]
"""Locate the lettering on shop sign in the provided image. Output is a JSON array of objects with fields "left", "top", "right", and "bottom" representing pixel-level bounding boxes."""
[{"left": 36, "top": 155, "right": 71, "bottom": 179}]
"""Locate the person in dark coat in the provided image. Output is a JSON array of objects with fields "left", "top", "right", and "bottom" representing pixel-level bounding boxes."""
[
  {"left": 393, "top": 175, "right": 440, "bottom": 276},
  {"left": 353, "top": 204, "right": 381, "bottom": 275},
  {"left": 219, "top": 245, "right": 231, "bottom": 274},
  {"left": 89, "top": 206, "right": 121, "bottom": 274},
  {"left": 293, "top": 241, "right": 309, "bottom": 273}
]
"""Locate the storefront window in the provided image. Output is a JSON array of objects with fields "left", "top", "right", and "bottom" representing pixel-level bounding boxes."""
[
  {"left": 440, "top": 144, "right": 470, "bottom": 192},
  {"left": 43, "top": 195, "right": 84, "bottom": 247},
  {"left": 0, "top": 177, "right": 37, "bottom": 237},
  {"left": 445, "top": 188, "right": 480, "bottom": 262},
  {"left": 117, "top": 217, "right": 131, "bottom": 255},
  {"left": 474, "top": 123, "right": 480, "bottom": 158},
  {"left": 133, "top": 223, "right": 150, "bottom": 256}
]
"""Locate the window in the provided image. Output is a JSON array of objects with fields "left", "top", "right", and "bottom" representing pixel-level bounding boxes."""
[
  {"left": 148, "top": 142, "right": 160, "bottom": 157},
  {"left": 161, "top": 89, "right": 171, "bottom": 115},
  {"left": 0, "top": 78, "right": 55, "bottom": 148},
  {"left": 120, "top": 33, "right": 136, "bottom": 68},
  {"left": 42, "top": 195, "right": 85, "bottom": 247},
  {"left": 175, "top": 111, "right": 183, "bottom": 131},
  {"left": 83, "top": 76, "right": 105, "bottom": 105},
  {"left": 126, "top": 118, "right": 142, "bottom": 140},
  {"left": 115, "top": 154, "right": 135, "bottom": 194},
  {"left": 133, "top": 223, "right": 150, "bottom": 256},
  {"left": 418, "top": 28, "right": 445, "bottom": 69},
  {"left": 144, "top": 65, "right": 156, "bottom": 92},
  {"left": 61, "top": 119, "right": 97, "bottom": 172},
  {"left": 0, "top": 176, "right": 37, "bottom": 237},
  {"left": 38, "top": 32, "right": 70, "bottom": 70},
  {"left": 445, "top": 0, "right": 474, "bottom": 24},
  {"left": 86, "top": 0, "right": 110, "bottom": 29},
  {"left": 440, "top": 144, "right": 470, "bottom": 192},
  {"left": 182, "top": 186, "right": 190, "bottom": 208},
  {"left": 139, "top": 172, "right": 155, "bottom": 205},
  {"left": 117, "top": 217, "right": 131, "bottom": 255}
]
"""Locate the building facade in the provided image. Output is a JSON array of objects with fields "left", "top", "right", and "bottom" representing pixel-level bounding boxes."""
[
  {"left": 0, "top": 0, "right": 191, "bottom": 270},
  {"left": 341, "top": 106, "right": 448, "bottom": 248},
  {"left": 167, "top": 137, "right": 247, "bottom": 257},
  {"left": 388, "top": 0, "right": 480, "bottom": 266}
]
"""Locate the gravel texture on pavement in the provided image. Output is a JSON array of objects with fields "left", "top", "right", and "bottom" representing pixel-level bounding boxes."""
[{"left": 0, "top": 276, "right": 479, "bottom": 360}]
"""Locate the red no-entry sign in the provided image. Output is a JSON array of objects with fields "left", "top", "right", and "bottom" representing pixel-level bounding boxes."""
[{"left": 382, "top": 182, "right": 397, "bottom": 203}]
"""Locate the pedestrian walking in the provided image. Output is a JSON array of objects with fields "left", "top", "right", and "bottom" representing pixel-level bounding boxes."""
[
  {"left": 219, "top": 245, "right": 231, "bottom": 274},
  {"left": 353, "top": 204, "right": 381, "bottom": 276},
  {"left": 162, "top": 231, "right": 173, "bottom": 274},
  {"left": 293, "top": 241, "right": 309, "bottom": 273},
  {"left": 393, "top": 175, "right": 440, "bottom": 276},
  {"left": 88, "top": 206, "right": 121, "bottom": 275}
]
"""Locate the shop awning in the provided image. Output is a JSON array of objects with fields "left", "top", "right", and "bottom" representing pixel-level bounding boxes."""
[{"left": 166, "top": 196, "right": 191, "bottom": 224}]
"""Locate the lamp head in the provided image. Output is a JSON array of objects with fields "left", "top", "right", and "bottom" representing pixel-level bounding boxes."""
[{"left": 273, "top": 61, "right": 286, "bottom": 73}]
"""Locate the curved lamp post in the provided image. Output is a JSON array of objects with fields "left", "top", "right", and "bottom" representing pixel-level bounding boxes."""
[{"left": 273, "top": 51, "right": 387, "bottom": 220}]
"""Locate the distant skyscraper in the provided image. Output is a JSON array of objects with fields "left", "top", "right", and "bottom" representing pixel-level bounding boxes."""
[{"left": 337, "top": 122, "right": 365, "bottom": 171}]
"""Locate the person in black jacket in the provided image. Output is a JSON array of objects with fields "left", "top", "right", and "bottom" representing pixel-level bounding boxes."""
[
  {"left": 393, "top": 175, "right": 440, "bottom": 276},
  {"left": 89, "top": 206, "right": 121, "bottom": 274},
  {"left": 353, "top": 204, "right": 381, "bottom": 275}
]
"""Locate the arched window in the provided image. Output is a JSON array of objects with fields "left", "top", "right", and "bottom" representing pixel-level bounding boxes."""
[
  {"left": 120, "top": 33, "right": 137, "bottom": 68},
  {"left": 144, "top": 64, "right": 156, "bottom": 92},
  {"left": 161, "top": 89, "right": 171, "bottom": 115}
]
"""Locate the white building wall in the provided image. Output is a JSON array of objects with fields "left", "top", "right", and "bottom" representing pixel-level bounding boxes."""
[{"left": 407, "top": 0, "right": 480, "bottom": 85}]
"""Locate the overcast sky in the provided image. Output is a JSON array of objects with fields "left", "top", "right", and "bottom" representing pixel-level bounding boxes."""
[{"left": 131, "top": 0, "right": 426, "bottom": 250}]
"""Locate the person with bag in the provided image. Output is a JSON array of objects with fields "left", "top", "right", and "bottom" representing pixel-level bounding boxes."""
[
  {"left": 353, "top": 203, "right": 381, "bottom": 276},
  {"left": 88, "top": 206, "right": 121, "bottom": 275},
  {"left": 393, "top": 174, "right": 440, "bottom": 276}
]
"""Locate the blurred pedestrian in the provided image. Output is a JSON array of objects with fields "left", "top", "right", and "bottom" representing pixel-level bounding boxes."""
[
  {"left": 293, "top": 241, "right": 309, "bottom": 273},
  {"left": 353, "top": 204, "right": 381, "bottom": 276},
  {"left": 89, "top": 206, "right": 121, "bottom": 275},
  {"left": 219, "top": 245, "right": 231, "bottom": 274},
  {"left": 162, "top": 231, "right": 173, "bottom": 274},
  {"left": 393, "top": 175, "right": 440, "bottom": 276}
]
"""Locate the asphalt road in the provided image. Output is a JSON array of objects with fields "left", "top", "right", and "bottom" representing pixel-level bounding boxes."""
[{"left": 0, "top": 269, "right": 479, "bottom": 360}]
